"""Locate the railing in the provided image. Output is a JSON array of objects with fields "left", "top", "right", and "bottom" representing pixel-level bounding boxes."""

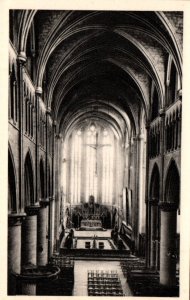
[
  {"left": 59, "top": 248, "right": 130, "bottom": 258},
  {"left": 165, "top": 99, "right": 182, "bottom": 118},
  {"left": 165, "top": 100, "right": 182, "bottom": 152}
]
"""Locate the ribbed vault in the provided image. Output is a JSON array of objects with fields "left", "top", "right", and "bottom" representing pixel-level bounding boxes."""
[{"left": 13, "top": 10, "right": 183, "bottom": 138}]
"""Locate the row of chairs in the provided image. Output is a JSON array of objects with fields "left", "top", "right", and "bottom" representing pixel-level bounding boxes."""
[
  {"left": 50, "top": 255, "right": 74, "bottom": 268},
  {"left": 88, "top": 291, "right": 124, "bottom": 296},
  {"left": 88, "top": 270, "right": 124, "bottom": 296},
  {"left": 88, "top": 270, "right": 118, "bottom": 277},
  {"left": 120, "top": 257, "right": 145, "bottom": 277}
]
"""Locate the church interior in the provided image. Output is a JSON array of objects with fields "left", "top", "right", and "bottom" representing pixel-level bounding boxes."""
[{"left": 8, "top": 10, "right": 182, "bottom": 296}]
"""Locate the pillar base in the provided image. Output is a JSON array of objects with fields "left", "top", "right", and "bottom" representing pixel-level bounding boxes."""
[{"left": 12, "top": 265, "right": 60, "bottom": 295}]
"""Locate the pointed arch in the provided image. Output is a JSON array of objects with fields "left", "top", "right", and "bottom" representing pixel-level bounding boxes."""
[
  {"left": 165, "top": 159, "right": 180, "bottom": 207},
  {"left": 18, "top": 10, "right": 37, "bottom": 53},
  {"left": 26, "top": 20, "right": 36, "bottom": 80},
  {"left": 149, "top": 163, "right": 160, "bottom": 201},
  {"left": 8, "top": 147, "right": 17, "bottom": 213},
  {"left": 167, "top": 56, "right": 179, "bottom": 107},
  {"left": 10, "top": 63, "right": 17, "bottom": 121},
  {"left": 149, "top": 163, "right": 160, "bottom": 269},
  {"left": 151, "top": 87, "right": 159, "bottom": 121},
  {"left": 24, "top": 150, "right": 34, "bottom": 207}
]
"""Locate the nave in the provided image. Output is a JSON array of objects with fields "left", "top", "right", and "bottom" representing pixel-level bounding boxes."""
[{"left": 7, "top": 9, "right": 182, "bottom": 297}]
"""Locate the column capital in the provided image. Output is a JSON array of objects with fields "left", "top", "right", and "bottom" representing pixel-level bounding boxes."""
[
  {"left": 135, "top": 133, "right": 144, "bottom": 141},
  {"left": 159, "top": 202, "right": 178, "bottom": 212},
  {"left": 177, "top": 89, "right": 182, "bottom": 101},
  {"left": 159, "top": 108, "right": 165, "bottom": 117},
  {"left": 39, "top": 199, "right": 50, "bottom": 208},
  {"left": 149, "top": 198, "right": 159, "bottom": 206},
  {"left": 138, "top": 134, "right": 144, "bottom": 140},
  {"left": 35, "top": 87, "right": 42, "bottom": 95},
  {"left": 17, "top": 52, "right": 27, "bottom": 64},
  {"left": 46, "top": 107, "right": 51, "bottom": 115},
  {"left": 8, "top": 212, "right": 26, "bottom": 226},
  {"left": 49, "top": 196, "right": 55, "bottom": 202},
  {"left": 25, "top": 205, "right": 40, "bottom": 216}
]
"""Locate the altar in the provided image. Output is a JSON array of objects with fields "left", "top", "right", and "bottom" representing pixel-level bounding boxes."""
[
  {"left": 80, "top": 219, "right": 102, "bottom": 230},
  {"left": 70, "top": 195, "right": 111, "bottom": 230}
]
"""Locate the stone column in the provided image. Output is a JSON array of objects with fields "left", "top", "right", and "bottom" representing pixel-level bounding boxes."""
[
  {"left": 8, "top": 213, "right": 25, "bottom": 295},
  {"left": 131, "top": 135, "right": 139, "bottom": 253},
  {"left": 21, "top": 282, "right": 36, "bottom": 295},
  {"left": 37, "top": 199, "right": 49, "bottom": 265},
  {"left": 49, "top": 196, "right": 54, "bottom": 258},
  {"left": 135, "top": 133, "right": 145, "bottom": 252},
  {"left": 159, "top": 202, "right": 178, "bottom": 287},
  {"left": 22, "top": 206, "right": 39, "bottom": 266},
  {"left": 150, "top": 199, "right": 158, "bottom": 269},
  {"left": 159, "top": 108, "right": 165, "bottom": 203},
  {"left": 35, "top": 87, "right": 42, "bottom": 213},
  {"left": 145, "top": 123, "right": 150, "bottom": 267},
  {"left": 17, "top": 52, "right": 27, "bottom": 211}
]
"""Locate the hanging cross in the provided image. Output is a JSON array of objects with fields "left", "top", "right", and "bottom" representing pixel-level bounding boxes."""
[
  {"left": 85, "top": 143, "right": 111, "bottom": 150},
  {"left": 85, "top": 132, "right": 111, "bottom": 175}
]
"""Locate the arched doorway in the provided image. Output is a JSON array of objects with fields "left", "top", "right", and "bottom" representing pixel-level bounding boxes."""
[
  {"left": 24, "top": 152, "right": 34, "bottom": 207},
  {"left": 165, "top": 160, "right": 180, "bottom": 272},
  {"left": 165, "top": 160, "right": 180, "bottom": 259},
  {"left": 160, "top": 160, "right": 180, "bottom": 287},
  {"left": 149, "top": 164, "right": 160, "bottom": 269},
  {"left": 8, "top": 150, "right": 17, "bottom": 213}
]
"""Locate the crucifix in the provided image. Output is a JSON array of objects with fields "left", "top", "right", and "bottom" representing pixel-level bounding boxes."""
[{"left": 85, "top": 131, "right": 111, "bottom": 175}]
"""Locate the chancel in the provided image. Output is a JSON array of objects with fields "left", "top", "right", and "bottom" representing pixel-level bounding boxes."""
[{"left": 8, "top": 9, "right": 182, "bottom": 297}]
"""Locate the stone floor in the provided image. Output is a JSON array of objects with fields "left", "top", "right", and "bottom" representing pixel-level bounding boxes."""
[
  {"left": 76, "top": 238, "right": 112, "bottom": 249},
  {"left": 73, "top": 260, "right": 133, "bottom": 296},
  {"left": 73, "top": 229, "right": 111, "bottom": 238}
]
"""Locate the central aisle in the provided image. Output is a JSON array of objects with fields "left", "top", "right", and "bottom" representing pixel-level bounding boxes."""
[{"left": 73, "top": 260, "right": 133, "bottom": 296}]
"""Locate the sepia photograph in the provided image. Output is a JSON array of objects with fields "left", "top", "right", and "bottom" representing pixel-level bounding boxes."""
[{"left": 0, "top": 1, "right": 189, "bottom": 298}]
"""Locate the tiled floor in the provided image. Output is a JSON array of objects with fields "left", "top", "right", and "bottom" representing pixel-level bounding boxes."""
[{"left": 73, "top": 260, "right": 133, "bottom": 296}]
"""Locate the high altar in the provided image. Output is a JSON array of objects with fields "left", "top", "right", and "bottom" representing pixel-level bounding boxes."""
[{"left": 69, "top": 195, "right": 112, "bottom": 229}]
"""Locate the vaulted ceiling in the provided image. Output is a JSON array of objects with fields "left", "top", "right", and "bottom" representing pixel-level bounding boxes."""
[{"left": 13, "top": 10, "right": 183, "bottom": 139}]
